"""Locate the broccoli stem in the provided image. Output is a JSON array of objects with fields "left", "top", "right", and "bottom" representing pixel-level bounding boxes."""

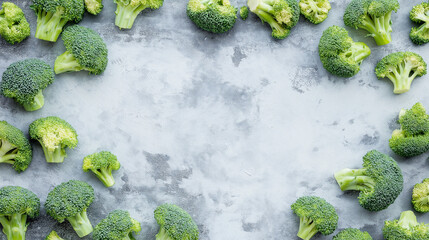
[
  {"left": 0, "top": 214, "right": 28, "bottom": 240},
  {"left": 22, "top": 90, "right": 45, "bottom": 112},
  {"left": 385, "top": 59, "right": 418, "bottom": 94},
  {"left": 54, "top": 51, "right": 83, "bottom": 74},
  {"left": 253, "top": 9, "right": 288, "bottom": 38},
  {"left": 0, "top": 139, "right": 17, "bottom": 164},
  {"left": 297, "top": 216, "right": 318, "bottom": 240},
  {"left": 155, "top": 227, "right": 171, "bottom": 240},
  {"left": 359, "top": 13, "right": 392, "bottom": 45},
  {"left": 398, "top": 211, "right": 418, "bottom": 229},
  {"left": 348, "top": 42, "right": 371, "bottom": 63},
  {"left": 414, "top": 196, "right": 429, "bottom": 210},
  {"left": 334, "top": 168, "right": 375, "bottom": 191},
  {"left": 66, "top": 209, "right": 93, "bottom": 238},
  {"left": 115, "top": 3, "right": 148, "bottom": 29},
  {"left": 35, "top": 8, "right": 68, "bottom": 42},
  {"left": 40, "top": 143, "right": 66, "bottom": 163},
  {"left": 92, "top": 167, "right": 115, "bottom": 187}
]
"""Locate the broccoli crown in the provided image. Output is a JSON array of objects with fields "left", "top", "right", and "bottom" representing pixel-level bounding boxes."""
[
  {"left": 240, "top": 6, "right": 249, "bottom": 20},
  {"left": 383, "top": 211, "right": 429, "bottom": 240},
  {"left": 0, "top": 186, "right": 40, "bottom": 218},
  {"left": 93, "top": 210, "right": 141, "bottom": 240},
  {"left": 114, "top": 0, "right": 164, "bottom": 29},
  {"left": 85, "top": 0, "right": 103, "bottom": 15},
  {"left": 318, "top": 25, "right": 371, "bottom": 78},
  {"left": 334, "top": 150, "right": 403, "bottom": 211},
  {"left": 1, "top": 58, "right": 54, "bottom": 111},
  {"left": 187, "top": 0, "right": 238, "bottom": 33},
  {"left": 375, "top": 52, "right": 427, "bottom": 94},
  {"left": 83, "top": 151, "right": 121, "bottom": 187},
  {"left": 413, "top": 178, "right": 429, "bottom": 213},
  {"left": 0, "top": 121, "right": 32, "bottom": 172},
  {"left": 299, "top": 0, "right": 331, "bottom": 24},
  {"left": 333, "top": 228, "right": 373, "bottom": 240},
  {"left": 45, "top": 230, "right": 64, "bottom": 240},
  {"left": 154, "top": 203, "right": 199, "bottom": 240},
  {"left": 0, "top": 2, "right": 30, "bottom": 44},
  {"left": 410, "top": 2, "right": 429, "bottom": 45}
]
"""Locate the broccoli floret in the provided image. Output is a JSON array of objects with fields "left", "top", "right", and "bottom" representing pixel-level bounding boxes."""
[
  {"left": 318, "top": 25, "right": 371, "bottom": 77},
  {"left": 333, "top": 228, "right": 373, "bottom": 240},
  {"left": 0, "top": 121, "right": 32, "bottom": 172},
  {"left": 0, "top": 2, "right": 30, "bottom": 44},
  {"left": 240, "top": 6, "right": 249, "bottom": 20},
  {"left": 412, "top": 178, "right": 429, "bottom": 213},
  {"left": 187, "top": 0, "right": 238, "bottom": 33},
  {"left": 114, "top": 0, "right": 164, "bottom": 29},
  {"left": 93, "top": 210, "right": 141, "bottom": 240},
  {"left": 83, "top": 151, "right": 121, "bottom": 187},
  {"left": 0, "top": 186, "right": 40, "bottom": 240},
  {"left": 45, "top": 231, "right": 64, "bottom": 240},
  {"left": 1, "top": 58, "right": 55, "bottom": 111},
  {"left": 344, "top": 0, "right": 400, "bottom": 45},
  {"left": 334, "top": 150, "right": 403, "bottom": 211},
  {"left": 31, "top": 0, "right": 84, "bottom": 42},
  {"left": 291, "top": 196, "right": 338, "bottom": 240},
  {"left": 375, "top": 52, "right": 427, "bottom": 94},
  {"left": 410, "top": 2, "right": 429, "bottom": 45},
  {"left": 29, "top": 116, "right": 78, "bottom": 163},
  {"left": 299, "top": 0, "right": 331, "bottom": 24},
  {"left": 54, "top": 25, "right": 108, "bottom": 75},
  {"left": 154, "top": 203, "right": 199, "bottom": 240},
  {"left": 383, "top": 211, "right": 429, "bottom": 240},
  {"left": 247, "top": 0, "right": 300, "bottom": 39},
  {"left": 85, "top": 0, "right": 103, "bottom": 15},
  {"left": 45, "top": 180, "right": 94, "bottom": 238}
]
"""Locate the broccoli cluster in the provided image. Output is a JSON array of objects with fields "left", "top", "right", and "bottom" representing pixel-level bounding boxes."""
[
  {"left": 383, "top": 211, "right": 429, "bottom": 240},
  {"left": 187, "top": 0, "right": 238, "bottom": 33},
  {"left": 93, "top": 210, "right": 141, "bottom": 240},
  {"left": 333, "top": 228, "right": 373, "bottom": 240},
  {"left": 0, "top": 2, "right": 30, "bottom": 44},
  {"left": 114, "top": 0, "right": 164, "bottom": 29},
  {"left": 0, "top": 121, "right": 32, "bottom": 172},
  {"left": 240, "top": 6, "right": 249, "bottom": 20},
  {"left": 299, "top": 0, "right": 331, "bottom": 24},
  {"left": 83, "top": 151, "right": 121, "bottom": 187},
  {"left": 410, "top": 2, "right": 429, "bottom": 45},
  {"left": 412, "top": 178, "right": 429, "bottom": 213},
  {"left": 154, "top": 203, "right": 199, "bottom": 240}
]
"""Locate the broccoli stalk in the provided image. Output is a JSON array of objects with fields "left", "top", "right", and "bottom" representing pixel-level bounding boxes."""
[
  {"left": 0, "top": 139, "right": 17, "bottom": 164},
  {"left": 334, "top": 168, "right": 375, "bottom": 192},
  {"left": 34, "top": 8, "right": 68, "bottom": 42},
  {"left": 398, "top": 211, "right": 418, "bottom": 229},
  {"left": 155, "top": 227, "right": 172, "bottom": 240},
  {"left": 384, "top": 58, "right": 422, "bottom": 94},
  {"left": 0, "top": 213, "right": 27, "bottom": 240},
  {"left": 22, "top": 90, "right": 44, "bottom": 112},
  {"left": 297, "top": 216, "right": 318, "bottom": 240},
  {"left": 54, "top": 51, "right": 83, "bottom": 74},
  {"left": 66, "top": 209, "right": 93, "bottom": 238},
  {"left": 359, "top": 11, "right": 393, "bottom": 45},
  {"left": 93, "top": 167, "right": 115, "bottom": 187},
  {"left": 252, "top": 8, "right": 289, "bottom": 39},
  {"left": 39, "top": 143, "right": 67, "bottom": 163},
  {"left": 114, "top": 3, "right": 145, "bottom": 29}
]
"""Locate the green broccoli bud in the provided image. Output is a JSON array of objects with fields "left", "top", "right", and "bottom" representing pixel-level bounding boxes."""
[
  {"left": 114, "top": 0, "right": 164, "bottom": 29},
  {"left": 333, "top": 228, "right": 373, "bottom": 240},
  {"left": 0, "top": 2, "right": 30, "bottom": 44},
  {"left": 93, "top": 210, "right": 141, "bottom": 240},
  {"left": 187, "top": 0, "right": 238, "bottom": 33},
  {"left": 0, "top": 121, "right": 32, "bottom": 172},
  {"left": 85, "top": 0, "right": 103, "bottom": 15},
  {"left": 412, "top": 178, "right": 429, "bottom": 213},
  {"left": 240, "top": 6, "right": 249, "bottom": 20},
  {"left": 154, "top": 203, "right": 199, "bottom": 240},
  {"left": 299, "top": 0, "right": 331, "bottom": 24},
  {"left": 83, "top": 151, "right": 121, "bottom": 187},
  {"left": 410, "top": 2, "right": 429, "bottom": 45},
  {"left": 45, "top": 231, "right": 64, "bottom": 240},
  {"left": 383, "top": 211, "right": 429, "bottom": 240}
]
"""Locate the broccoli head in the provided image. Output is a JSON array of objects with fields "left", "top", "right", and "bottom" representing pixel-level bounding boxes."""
[
  {"left": 154, "top": 203, "right": 199, "bottom": 240},
  {"left": 45, "top": 180, "right": 94, "bottom": 237},
  {"left": 383, "top": 211, "right": 429, "bottom": 240},
  {"left": 334, "top": 150, "right": 403, "bottom": 211},
  {"left": 54, "top": 25, "right": 108, "bottom": 75},
  {"left": 45, "top": 231, "right": 64, "bottom": 240},
  {"left": 247, "top": 0, "right": 300, "bottom": 39},
  {"left": 410, "top": 2, "right": 429, "bottom": 45},
  {"left": 83, "top": 151, "right": 121, "bottom": 187},
  {"left": 29, "top": 116, "right": 78, "bottom": 163},
  {"left": 0, "top": 186, "right": 40, "bottom": 240},
  {"left": 333, "top": 228, "right": 373, "bottom": 240},
  {"left": 31, "top": 0, "right": 84, "bottom": 42},
  {"left": 114, "top": 0, "right": 164, "bottom": 29},
  {"left": 0, "top": 2, "right": 30, "bottom": 44},
  {"left": 318, "top": 25, "right": 371, "bottom": 77},
  {"left": 85, "top": 0, "right": 103, "bottom": 15},
  {"left": 299, "top": 0, "right": 331, "bottom": 24},
  {"left": 187, "top": 0, "right": 238, "bottom": 33},
  {"left": 93, "top": 210, "right": 141, "bottom": 240},
  {"left": 0, "top": 121, "right": 32, "bottom": 172},
  {"left": 413, "top": 178, "right": 429, "bottom": 213},
  {"left": 240, "top": 6, "right": 249, "bottom": 20},
  {"left": 291, "top": 196, "right": 338, "bottom": 240},
  {"left": 1, "top": 58, "right": 55, "bottom": 111}
]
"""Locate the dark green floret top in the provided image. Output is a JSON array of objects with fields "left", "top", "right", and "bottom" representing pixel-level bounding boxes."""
[
  {"left": 154, "top": 203, "right": 199, "bottom": 240},
  {"left": 83, "top": 151, "right": 121, "bottom": 187},
  {"left": 93, "top": 210, "right": 141, "bottom": 240},
  {"left": 85, "top": 0, "right": 103, "bottom": 15},
  {"left": 0, "top": 2, "right": 31, "bottom": 44},
  {"left": 410, "top": 2, "right": 429, "bottom": 45},
  {"left": 45, "top": 230, "right": 64, "bottom": 240},
  {"left": 187, "top": 0, "right": 238, "bottom": 33},
  {"left": 383, "top": 210, "right": 429, "bottom": 240},
  {"left": 413, "top": 178, "right": 429, "bottom": 213},
  {"left": 299, "top": 0, "right": 331, "bottom": 24},
  {"left": 240, "top": 6, "right": 249, "bottom": 20},
  {"left": 114, "top": 0, "right": 164, "bottom": 29},
  {"left": 0, "top": 121, "right": 32, "bottom": 172},
  {"left": 333, "top": 228, "right": 373, "bottom": 240}
]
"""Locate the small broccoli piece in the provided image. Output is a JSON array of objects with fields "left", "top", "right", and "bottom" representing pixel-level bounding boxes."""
[
  {"left": 240, "top": 6, "right": 249, "bottom": 20},
  {"left": 0, "top": 2, "right": 30, "bottom": 44},
  {"left": 299, "top": 0, "right": 331, "bottom": 24},
  {"left": 291, "top": 196, "right": 338, "bottom": 240},
  {"left": 318, "top": 25, "right": 371, "bottom": 77},
  {"left": 247, "top": 0, "right": 300, "bottom": 39},
  {"left": 1, "top": 58, "right": 55, "bottom": 111},
  {"left": 114, "top": 0, "right": 164, "bottom": 29},
  {"left": 413, "top": 178, "right": 429, "bottom": 213},
  {"left": 31, "top": 0, "right": 84, "bottom": 42},
  {"left": 383, "top": 211, "right": 429, "bottom": 240},
  {"left": 410, "top": 2, "right": 429, "bottom": 45},
  {"left": 85, "top": 0, "right": 103, "bottom": 15},
  {"left": 334, "top": 150, "right": 403, "bottom": 211},
  {"left": 45, "top": 180, "right": 94, "bottom": 238},
  {"left": 83, "top": 151, "right": 121, "bottom": 187},
  {"left": 45, "top": 231, "right": 64, "bottom": 240},
  {"left": 54, "top": 25, "right": 108, "bottom": 75},
  {"left": 0, "top": 186, "right": 40, "bottom": 240},
  {"left": 29, "top": 116, "right": 78, "bottom": 163},
  {"left": 333, "top": 228, "right": 373, "bottom": 240},
  {"left": 93, "top": 210, "right": 141, "bottom": 240},
  {"left": 344, "top": 0, "right": 400, "bottom": 45},
  {"left": 389, "top": 103, "right": 429, "bottom": 157},
  {"left": 187, "top": 0, "right": 238, "bottom": 33},
  {"left": 375, "top": 52, "right": 427, "bottom": 94},
  {"left": 0, "top": 121, "right": 32, "bottom": 172},
  {"left": 154, "top": 203, "right": 199, "bottom": 240}
]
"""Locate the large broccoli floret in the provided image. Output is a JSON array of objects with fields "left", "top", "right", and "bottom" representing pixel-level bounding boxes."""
[
  {"left": 31, "top": 0, "right": 84, "bottom": 42},
  {"left": 334, "top": 150, "right": 403, "bottom": 211},
  {"left": 29, "top": 116, "right": 78, "bottom": 163},
  {"left": 333, "top": 228, "right": 373, "bottom": 240},
  {"left": 83, "top": 151, "right": 121, "bottom": 187},
  {"left": 291, "top": 196, "right": 338, "bottom": 240},
  {"left": 114, "top": 0, "right": 164, "bottom": 29},
  {"left": 318, "top": 25, "right": 371, "bottom": 77},
  {"left": 85, "top": 0, "right": 103, "bottom": 15},
  {"left": 383, "top": 211, "right": 429, "bottom": 240},
  {"left": 54, "top": 25, "right": 108, "bottom": 75},
  {"left": 45, "top": 180, "right": 94, "bottom": 238},
  {"left": 0, "top": 186, "right": 40, "bottom": 240},
  {"left": 187, "top": 0, "right": 238, "bottom": 33},
  {"left": 154, "top": 203, "right": 199, "bottom": 240},
  {"left": 0, "top": 121, "right": 32, "bottom": 172},
  {"left": 1, "top": 58, "right": 55, "bottom": 111},
  {"left": 413, "top": 178, "right": 429, "bottom": 213},
  {"left": 0, "top": 2, "right": 30, "bottom": 44},
  {"left": 93, "top": 210, "right": 141, "bottom": 240},
  {"left": 45, "top": 231, "right": 64, "bottom": 240},
  {"left": 247, "top": 0, "right": 300, "bottom": 39},
  {"left": 299, "top": 0, "right": 331, "bottom": 24},
  {"left": 344, "top": 0, "right": 399, "bottom": 45},
  {"left": 410, "top": 2, "right": 429, "bottom": 45}
]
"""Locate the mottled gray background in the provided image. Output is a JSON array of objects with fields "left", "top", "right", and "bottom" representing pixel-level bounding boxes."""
[{"left": 1, "top": 0, "right": 429, "bottom": 239}]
